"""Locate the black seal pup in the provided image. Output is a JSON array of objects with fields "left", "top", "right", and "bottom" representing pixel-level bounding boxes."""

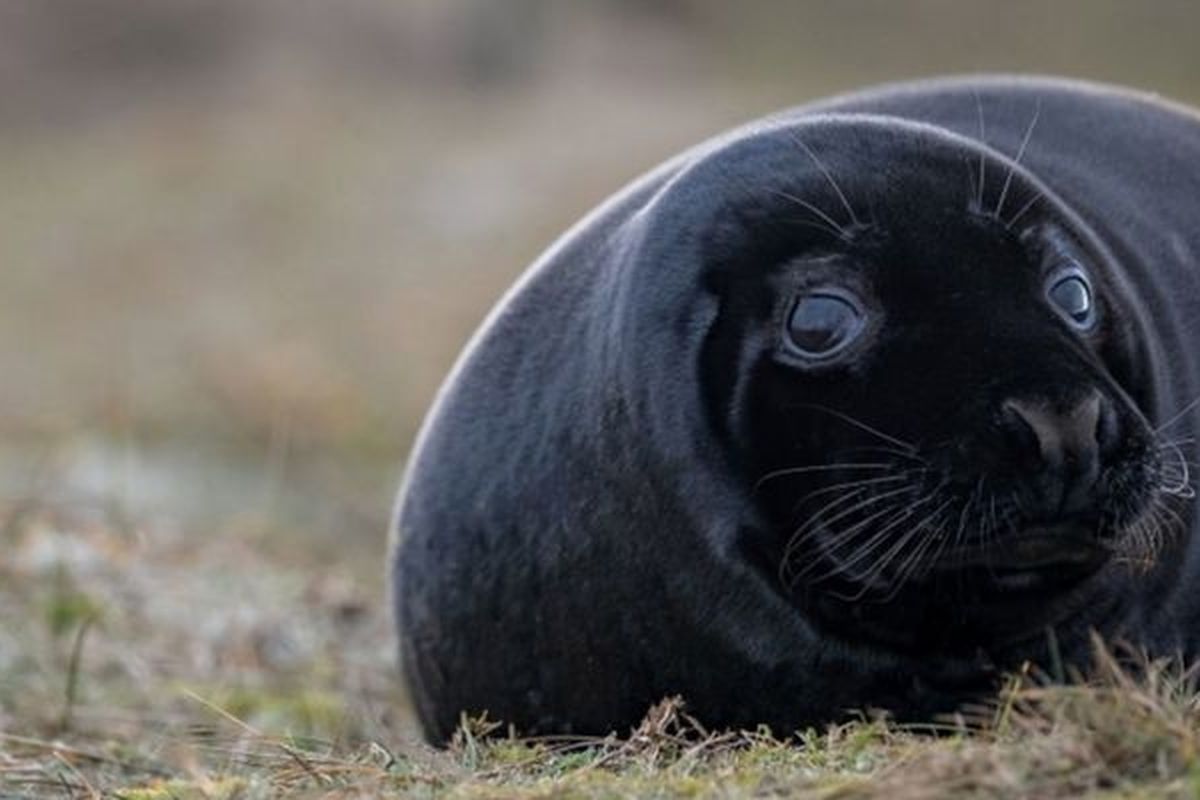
[{"left": 392, "top": 75, "right": 1200, "bottom": 743}]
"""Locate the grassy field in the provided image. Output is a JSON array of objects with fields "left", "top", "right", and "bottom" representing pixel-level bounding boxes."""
[
  {"left": 5, "top": 2, "right": 1200, "bottom": 797},
  {"left": 8, "top": 625, "right": 1200, "bottom": 798}
]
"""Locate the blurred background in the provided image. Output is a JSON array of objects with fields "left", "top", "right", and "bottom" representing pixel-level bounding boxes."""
[{"left": 1, "top": 0, "right": 1199, "bottom": 749}]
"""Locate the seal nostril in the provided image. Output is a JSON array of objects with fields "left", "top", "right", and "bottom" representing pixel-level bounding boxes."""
[
  {"left": 1002, "top": 392, "right": 1103, "bottom": 468},
  {"left": 1001, "top": 398, "right": 1056, "bottom": 466},
  {"left": 1000, "top": 392, "right": 1107, "bottom": 516}
]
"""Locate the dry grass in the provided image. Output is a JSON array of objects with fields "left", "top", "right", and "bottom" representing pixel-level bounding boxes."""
[{"left": 6, "top": 651, "right": 1200, "bottom": 798}]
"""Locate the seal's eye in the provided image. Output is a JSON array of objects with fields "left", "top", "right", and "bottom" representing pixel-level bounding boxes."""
[
  {"left": 785, "top": 291, "right": 865, "bottom": 358},
  {"left": 1046, "top": 267, "right": 1096, "bottom": 330}
]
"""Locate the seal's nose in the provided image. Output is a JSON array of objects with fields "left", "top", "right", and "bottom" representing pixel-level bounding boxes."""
[{"left": 1000, "top": 390, "right": 1114, "bottom": 515}]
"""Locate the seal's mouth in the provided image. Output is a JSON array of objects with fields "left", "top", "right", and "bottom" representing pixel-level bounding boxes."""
[{"left": 933, "top": 523, "right": 1109, "bottom": 588}]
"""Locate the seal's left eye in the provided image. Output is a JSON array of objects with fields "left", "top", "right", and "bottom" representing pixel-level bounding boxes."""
[
  {"left": 785, "top": 291, "right": 865, "bottom": 359},
  {"left": 1047, "top": 269, "right": 1095, "bottom": 330}
]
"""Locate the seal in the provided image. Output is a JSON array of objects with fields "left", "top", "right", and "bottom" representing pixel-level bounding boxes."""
[{"left": 391, "top": 75, "right": 1200, "bottom": 743}]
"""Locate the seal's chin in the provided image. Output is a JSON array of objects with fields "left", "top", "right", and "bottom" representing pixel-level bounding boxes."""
[{"left": 935, "top": 522, "right": 1110, "bottom": 591}]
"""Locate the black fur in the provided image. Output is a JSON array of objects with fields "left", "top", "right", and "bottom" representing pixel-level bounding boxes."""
[{"left": 391, "top": 76, "right": 1200, "bottom": 743}]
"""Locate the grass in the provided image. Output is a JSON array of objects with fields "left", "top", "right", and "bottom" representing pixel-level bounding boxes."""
[{"left": 7, "top": 656, "right": 1200, "bottom": 798}]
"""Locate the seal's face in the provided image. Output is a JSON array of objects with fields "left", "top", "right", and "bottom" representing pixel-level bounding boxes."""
[{"left": 701, "top": 122, "right": 1187, "bottom": 648}]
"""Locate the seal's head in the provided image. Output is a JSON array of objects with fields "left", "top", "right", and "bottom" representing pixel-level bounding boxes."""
[{"left": 694, "top": 116, "right": 1186, "bottom": 651}]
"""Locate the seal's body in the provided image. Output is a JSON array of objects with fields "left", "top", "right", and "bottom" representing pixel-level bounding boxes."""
[{"left": 392, "top": 76, "right": 1200, "bottom": 743}]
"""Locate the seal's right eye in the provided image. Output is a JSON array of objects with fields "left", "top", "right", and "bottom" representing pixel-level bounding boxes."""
[
  {"left": 1046, "top": 267, "right": 1096, "bottom": 331},
  {"left": 785, "top": 291, "right": 865, "bottom": 359}
]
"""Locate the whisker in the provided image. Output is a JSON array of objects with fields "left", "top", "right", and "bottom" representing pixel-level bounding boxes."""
[
  {"left": 781, "top": 484, "right": 881, "bottom": 584},
  {"left": 769, "top": 189, "right": 849, "bottom": 240},
  {"left": 787, "top": 403, "right": 916, "bottom": 452},
  {"left": 838, "top": 498, "right": 952, "bottom": 602},
  {"left": 862, "top": 494, "right": 951, "bottom": 581},
  {"left": 1004, "top": 188, "right": 1043, "bottom": 230},
  {"left": 785, "top": 132, "right": 862, "bottom": 228},
  {"left": 789, "top": 501, "right": 908, "bottom": 587},
  {"left": 973, "top": 89, "right": 987, "bottom": 210},
  {"left": 1153, "top": 496, "right": 1188, "bottom": 539},
  {"left": 782, "top": 483, "right": 886, "bottom": 564},
  {"left": 753, "top": 462, "right": 896, "bottom": 493},
  {"left": 1154, "top": 392, "right": 1200, "bottom": 434},
  {"left": 786, "top": 499, "right": 907, "bottom": 582},
  {"left": 1156, "top": 438, "right": 1194, "bottom": 497},
  {"left": 787, "top": 482, "right": 916, "bottom": 563},
  {"left": 881, "top": 509, "right": 950, "bottom": 601},
  {"left": 796, "top": 510, "right": 908, "bottom": 588},
  {"left": 783, "top": 479, "right": 921, "bottom": 563},
  {"left": 994, "top": 98, "right": 1041, "bottom": 218},
  {"left": 786, "top": 472, "right": 916, "bottom": 519},
  {"left": 787, "top": 218, "right": 856, "bottom": 240},
  {"left": 1133, "top": 500, "right": 1167, "bottom": 564},
  {"left": 808, "top": 488, "right": 943, "bottom": 589},
  {"left": 837, "top": 444, "right": 930, "bottom": 464}
]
